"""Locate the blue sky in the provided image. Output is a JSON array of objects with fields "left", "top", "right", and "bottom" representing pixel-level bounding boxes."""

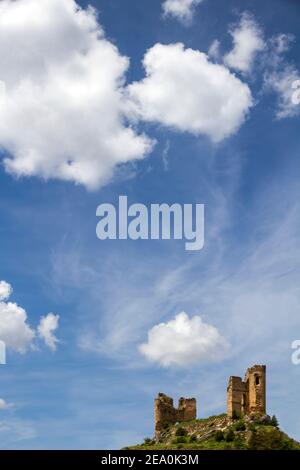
[{"left": 0, "top": 0, "right": 300, "bottom": 449}]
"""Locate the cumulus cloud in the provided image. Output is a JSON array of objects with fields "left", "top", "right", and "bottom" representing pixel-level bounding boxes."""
[
  {"left": 224, "top": 13, "right": 265, "bottom": 73},
  {"left": 0, "top": 0, "right": 152, "bottom": 190},
  {"left": 127, "top": 43, "right": 253, "bottom": 142},
  {"left": 38, "top": 313, "right": 59, "bottom": 351},
  {"left": 0, "top": 281, "right": 12, "bottom": 301},
  {"left": 0, "top": 280, "right": 59, "bottom": 354},
  {"left": 162, "top": 0, "right": 203, "bottom": 23},
  {"left": 0, "top": 296, "right": 35, "bottom": 354},
  {"left": 139, "top": 311, "right": 230, "bottom": 367},
  {"left": 209, "top": 16, "right": 298, "bottom": 119}
]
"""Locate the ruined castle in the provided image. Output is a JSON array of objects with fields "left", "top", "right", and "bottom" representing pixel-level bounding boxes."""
[
  {"left": 227, "top": 364, "right": 266, "bottom": 418},
  {"left": 154, "top": 393, "right": 197, "bottom": 440},
  {"left": 154, "top": 365, "right": 266, "bottom": 439}
]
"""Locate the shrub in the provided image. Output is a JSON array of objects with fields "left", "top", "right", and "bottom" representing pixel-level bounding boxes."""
[
  {"left": 175, "top": 426, "right": 187, "bottom": 437},
  {"left": 215, "top": 430, "right": 224, "bottom": 442},
  {"left": 190, "top": 434, "right": 198, "bottom": 443},
  {"left": 232, "top": 411, "right": 239, "bottom": 420},
  {"left": 225, "top": 429, "right": 235, "bottom": 442},
  {"left": 175, "top": 436, "right": 188, "bottom": 444},
  {"left": 270, "top": 415, "right": 279, "bottom": 428},
  {"left": 234, "top": 420, "right": 246, "bottom": 432},
  {"left": 143, "top": 437, "right": 155, "bottom": 446},
  {"left": 282, "top": 439, "right": 293, "bottom": 450}
]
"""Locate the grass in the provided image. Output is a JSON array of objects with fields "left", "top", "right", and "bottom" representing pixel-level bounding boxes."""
[{"left": 125, "top": 414, "right": 300, "bottom": 451}]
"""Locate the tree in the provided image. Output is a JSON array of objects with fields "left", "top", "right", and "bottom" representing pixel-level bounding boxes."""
[{"left": 270, "top": 415, "right": 279, "bottom": 428}]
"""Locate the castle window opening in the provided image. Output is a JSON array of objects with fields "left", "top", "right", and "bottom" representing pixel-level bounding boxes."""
[{"left": 255, "top": 376, "right": 260, "bottom": 385}]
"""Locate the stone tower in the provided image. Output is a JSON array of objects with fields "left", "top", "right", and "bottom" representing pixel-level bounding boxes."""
[
  {"left": 154, "top": 393, "right": 196, "bottom": 440},
  {"left": 227, "top": 365, "right": 266, "bottom": 418},
  {"left": 245, "top": 365, "right": 266, "bottom": 415}
]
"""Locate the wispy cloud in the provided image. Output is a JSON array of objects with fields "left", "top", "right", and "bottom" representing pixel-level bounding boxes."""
[{"left": 48, "top": 149, "right": 300, "bottom": 374}]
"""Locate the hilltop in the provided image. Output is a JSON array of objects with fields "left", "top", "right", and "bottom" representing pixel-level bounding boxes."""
[{"left": 126, "top": 414, "right": 300, "bottom": 450}]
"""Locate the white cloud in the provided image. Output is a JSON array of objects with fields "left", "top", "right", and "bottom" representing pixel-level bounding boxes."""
[
  {"left": 0, "top": 280, "right": 59, "bottom": 354},
  {"left": 139, "top": 311, "right": 230, "bottom": 367},
  {"left": 265, "top": 67, "right": 300, "bottom": 119},
  {"left": 127, "top": 43, "right": 253, "bottom": 142},
  {"left": 0, "top": 281, "right": 12, "bottom": 301},
  {"left": 224, "top": 13, "right": 265, "bottom": 73},
  {"left": 209, "top": 18, "right": 298, "bottom": 120},
  {"left": 38, "top": 313, "right": 59, "bottom": 351},
  {"left": 162, "top": 0, "right": 203, "bottom": 23},
  {"left": 0, "top": 399, "right": 13, "bottom": 410},
  {"left": 0, "top": 300, "right": 35, "bottom": 354},
  {"left": 262, "top": 34, "right": 300, "bottom": 119},
  {"left": 0, "top": 0, "right": 152, "bottom": 190}
]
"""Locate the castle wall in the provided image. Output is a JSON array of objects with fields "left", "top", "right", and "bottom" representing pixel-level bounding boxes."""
[
  {"left": 245, "top": 365, "right": 266, "bottom": 415},
  {"left": 154, "top": 393, "right": 196, "bottom": 440},
  {"left": 178, "top": 397, "right": 197, "bottom": 421},
  {"left": 227, "top": 365, "right": 266, "bottom": 418},
  {"left": 227, "top": 376, "right": 248, "bottom": 418}
]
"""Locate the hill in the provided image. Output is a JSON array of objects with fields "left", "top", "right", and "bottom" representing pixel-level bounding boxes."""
[{"left": 126, "top": 414, "right": 300, "bottom": 450}]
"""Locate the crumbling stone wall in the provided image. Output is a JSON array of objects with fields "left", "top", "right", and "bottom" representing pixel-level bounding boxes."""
[
  {"left": 227, "top": 365, "right": 266, "bottom": 418},
  {"left": 227, "top": 376, "right": 248, "bottom": 418},
  {"left": 154, "top": 393, "right": 196, "bottom": 440}
]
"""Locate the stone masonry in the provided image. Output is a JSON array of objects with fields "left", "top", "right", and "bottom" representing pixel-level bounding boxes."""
[
  {"left": 227, "top": 365, "right": 266, "bottom": 418},
  {"left": 154, "top": 365, "right": 267, "bottom": 439},
  {"left": 154, "top": 393, "right": 196, "bottom": 440}
]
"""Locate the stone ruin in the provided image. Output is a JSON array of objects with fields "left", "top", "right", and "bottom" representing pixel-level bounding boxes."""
[
  {"left": 154, "top": 393, "right": 196, "bottom": 440},
  {"left": 227, "top": 364, "right": 266, "bottom": 419},
  {"left": 154, "top": 364, "right": 266, "bottom": 440}
]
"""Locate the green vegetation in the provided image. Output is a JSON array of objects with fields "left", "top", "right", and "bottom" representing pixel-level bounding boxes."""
[
  {"left": 215, "top": 430, "right": 224, "bottom": 442},
  {"left": 126, "top": 414, "right": 300, "bottom": 451},
  {"left": 225, "top": 429, "right": 235, "bottom": 442},
  {"left": 175, "top": 426, "right": 187, "bottom": 437},
  {"left": 270, "top": 415, "right": 279, "bottom": 428},
  {"left": 233, "top": 420, "right": 246, "bottom": 431},
  {"left": 173, "top": 436, "right": 188, "bottom": 444},
  {"left": 189, "top": 434, "right": 198, "bottom": 443},
  {"left": 143, "top": 437, "right": 155, "bottom": 446}
]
